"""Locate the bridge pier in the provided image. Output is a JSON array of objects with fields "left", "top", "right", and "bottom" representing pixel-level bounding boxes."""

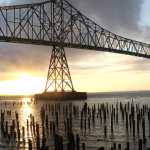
[{"left": 35, "top": 45, "right": 87, "bottom": 100}]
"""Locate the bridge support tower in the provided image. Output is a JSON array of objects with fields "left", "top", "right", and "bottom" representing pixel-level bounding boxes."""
[
  {"left": 45, "top": 45, "right": 74, "bottom": 92},
  {"left": 35, "top": 45, "right": 87, "bottom": 100}
]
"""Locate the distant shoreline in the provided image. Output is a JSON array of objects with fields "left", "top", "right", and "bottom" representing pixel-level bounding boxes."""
[
  {"left": 0, "top": 90, "right": 149, "bottom": 99},
  {"left": 88, "top": 90, "right": 150, "bottom": 98}
]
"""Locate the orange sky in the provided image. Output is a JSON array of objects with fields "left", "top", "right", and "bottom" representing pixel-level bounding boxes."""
[{"left": 0, "top": 44, "right": 150, "bottom": 95}]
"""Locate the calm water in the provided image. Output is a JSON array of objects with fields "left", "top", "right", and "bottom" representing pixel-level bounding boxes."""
[{"left": 0, "top": 92, "right": 150, "bottom": 150}]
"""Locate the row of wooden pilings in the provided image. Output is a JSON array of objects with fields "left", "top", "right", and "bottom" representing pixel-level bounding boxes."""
[{"left": 0, "top": 100, "right": 150, "bottom": 149}]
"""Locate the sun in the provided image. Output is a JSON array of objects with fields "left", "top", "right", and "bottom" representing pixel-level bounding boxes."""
[
  {"left": 0, "top": 72, "right": 46, "bottom": 95},
  {"left": 18, "top": 72, "right": 31, "bottom": 78}
]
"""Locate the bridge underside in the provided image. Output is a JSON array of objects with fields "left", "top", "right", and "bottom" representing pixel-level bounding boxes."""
[{"left": 1, "top": 36, "right": 150, "bottom": 59}]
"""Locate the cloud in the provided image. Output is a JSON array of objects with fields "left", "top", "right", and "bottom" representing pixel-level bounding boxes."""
[
  {"left": 0, "top": 0, "right": 43, "bottom": 6},
  {"left": 123, "top": 58, "right": 150, "bottom": 72},
  {"left": 0, "top": 0, "right": 145, "bottom": 39},
  {"left": 0, "top": 43, "right": 50, "bottom": 75},
  {"left": 69, "top": 0, "right": 145, "bottom": 40}
]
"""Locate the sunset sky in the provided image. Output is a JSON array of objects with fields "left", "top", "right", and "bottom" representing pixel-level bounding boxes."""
[{"left": 0, "top": 0, "right": 150, "bottom": 95}]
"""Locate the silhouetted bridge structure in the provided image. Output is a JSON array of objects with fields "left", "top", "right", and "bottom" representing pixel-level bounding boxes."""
[{"left": 0, "top": 0, "right": 150, "bottom": 99}]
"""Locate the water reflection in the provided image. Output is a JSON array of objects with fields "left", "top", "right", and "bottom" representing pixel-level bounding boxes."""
[
  {"left": 21, "top": 98, "right": 32, "bottom": 121},
  {"left": 19, "top": 98, "right": 35, "bottom": 140},
  {"left": 0, "top": 97, "right": 149, "bottom": 149}
]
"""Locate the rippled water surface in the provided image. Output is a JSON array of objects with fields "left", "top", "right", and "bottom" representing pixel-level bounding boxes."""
[{"left": 0, "top": 93, "right": 150, "bottom": 150}]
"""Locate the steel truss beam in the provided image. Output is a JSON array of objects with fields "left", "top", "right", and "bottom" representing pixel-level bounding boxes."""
[{"left": 0, "top": 0, "right": 149, "bottom": 58}]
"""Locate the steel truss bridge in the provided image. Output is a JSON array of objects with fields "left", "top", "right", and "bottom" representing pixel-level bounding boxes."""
[{"left": 0, "top": 0, "right": 150, "bottom": 92}]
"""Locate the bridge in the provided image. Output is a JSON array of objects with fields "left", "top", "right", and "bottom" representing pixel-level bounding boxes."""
[{"left": 0, "top": 0, "right": 150, "bottom": 98}]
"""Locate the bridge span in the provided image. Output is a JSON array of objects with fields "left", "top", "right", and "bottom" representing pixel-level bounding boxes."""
[{"left": 0, "top": 0, "right": 149, "bottom": 99}]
